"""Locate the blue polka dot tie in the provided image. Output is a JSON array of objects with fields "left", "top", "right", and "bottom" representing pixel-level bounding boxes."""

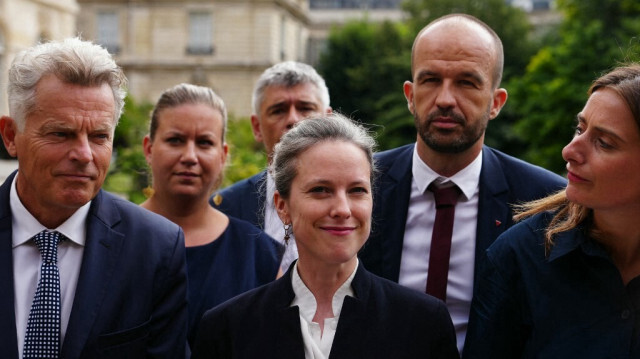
[{"left": 23, "top": 230, "right": 65, "bottom": 359}]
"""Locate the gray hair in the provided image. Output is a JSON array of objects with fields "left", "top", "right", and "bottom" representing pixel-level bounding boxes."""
[
  {"left": 149, "top": 83, "right": 228, "bottom": 142},
  {"left": 252, "top": 61, "right": 330, "bottom": 115},
  {"left": 7, "top": 37, "right": 127, "bottom": 131},
  {"left": 270, "top": 112, "right": 376, "bottom": 200}
]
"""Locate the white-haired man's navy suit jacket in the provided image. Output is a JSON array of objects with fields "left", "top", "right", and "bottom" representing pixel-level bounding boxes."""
[
  {"left": 359, "top": 144, "right": 566, "bottom": 288},
  {"left": 0, "top": 172, "right": 188, "bottom": 358}
]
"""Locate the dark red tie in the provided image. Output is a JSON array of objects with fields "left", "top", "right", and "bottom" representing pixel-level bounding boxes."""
[{"left": 426, "top": 183, "right": 461, "bottom": 301}]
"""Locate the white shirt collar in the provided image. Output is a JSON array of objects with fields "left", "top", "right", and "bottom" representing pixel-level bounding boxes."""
[
  {"left": 291, "top": 260, "right": 358, "bottom": 322},
  {"left": 10, "top": 173, "right": 90, "bottom": 248},
  {"left": 411, "top": 144, "right": 483, "bottom": 201},
  {"left": 266, "top": 171, "right": 274, "bottom": 206}
]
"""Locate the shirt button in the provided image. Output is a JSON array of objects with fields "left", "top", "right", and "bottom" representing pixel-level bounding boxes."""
[{"left": 621, "top": 309, "right": 631, "bottom": 319}]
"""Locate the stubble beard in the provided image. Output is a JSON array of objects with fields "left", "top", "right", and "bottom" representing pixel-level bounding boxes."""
[{"left": 414, "top": 106, "right": 490, "bottom": 154}]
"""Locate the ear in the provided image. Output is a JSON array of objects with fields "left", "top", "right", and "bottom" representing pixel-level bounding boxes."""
[
  {"left": 250, "top": 115, "right": 263, "bottom": 143},
  {"left": 273, "top": 190, "right": 290, "bottom": 224},
  {"left": 142, "top": 135, "right": 153, "bottom": 165},
  {"left": 489, "top": 88, "right": 508, "bottom": 120},
  {"left": 403, "top": 81, "right": 415, "bottom": 114},
  {"left": 221, "top": 142, "right": 229, "bottom": 166},
  {"left": 0, "top": 116, "right": 19, "bottom": 157}
]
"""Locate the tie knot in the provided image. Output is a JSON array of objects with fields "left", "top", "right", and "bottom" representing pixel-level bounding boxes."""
[
  {"left": 33, "top": 231, "right": 64, "bottom": 264},
  {"left": 429, "top": 183, "right": 461, "bottom": 208}
]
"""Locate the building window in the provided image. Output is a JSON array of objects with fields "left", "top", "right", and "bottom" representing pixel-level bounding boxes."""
[
  {"left": 310, "top": 0, "right": 402, "bottom": 9},
  {"left": 188, "top": 12, "right": 214, "bottom": 55},
  {"left": 97, "top": 11, "right": 120, "bottom": 54},
  {"left": 280, "top": 15, "right": 286, "bottom": 60},
  {"left": 532, "top": 1, "right": 550, "bottom": 10}
]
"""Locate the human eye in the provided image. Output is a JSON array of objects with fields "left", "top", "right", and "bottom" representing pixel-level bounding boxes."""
[
  {"left": 51, "top": 132, "right": 68, "bottom": 138},
  {"left": 596, "top": 137, "right": 613, "bottom": 149},
  {"left": 298, "top": 105, "right": 317, "bottom": 114},
  {"left": 92, "top": 132, "right": 111, "bottom": 143},
  {"left": 573, "top": 124, "right": 584, "bottom": 136},
  {"left": 268, "top": 107, "right": 286, "bottom": 116},
  {"left": 165, "top": 136, "right": 182, "bottom": 145},
  {"left": 309, "top": 186, "right": 329, "bottom": 193},
  {"left": 197, "top": 138, "right": 214, "bottom": 148},
  {"left": 459, "top": 79, "right": 477, "bottom": 88},
  {"left": 349, "top": 186, "right": 369, "bottom": 194},
  {"left": 44, "top": 129, "right": 71, "bottom": 141},
  {"left": 420, "top": 76, "right": 440, "bottom": 85}
]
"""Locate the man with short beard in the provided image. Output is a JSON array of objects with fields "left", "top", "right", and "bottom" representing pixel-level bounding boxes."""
[{"left": 358, "top": 13, "right": 565, "bottom": 357}]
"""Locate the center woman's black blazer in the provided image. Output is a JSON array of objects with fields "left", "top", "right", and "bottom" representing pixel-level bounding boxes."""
[{"left": 192, "top": 261, "right": 459, "bottom": 359}]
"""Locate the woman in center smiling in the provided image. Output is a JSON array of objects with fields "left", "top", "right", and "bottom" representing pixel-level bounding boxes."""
[{"left": 192, "top": 112, "right": 459, "bottom": 359}]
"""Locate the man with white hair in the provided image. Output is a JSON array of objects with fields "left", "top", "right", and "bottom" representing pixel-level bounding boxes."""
[{"left": 0, "top": 38, "right": 187, "bottom": 358}]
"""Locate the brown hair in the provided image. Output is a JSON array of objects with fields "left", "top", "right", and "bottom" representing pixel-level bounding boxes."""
[{"left": 514, "top": 64, "right": 640, "bottom": 254}]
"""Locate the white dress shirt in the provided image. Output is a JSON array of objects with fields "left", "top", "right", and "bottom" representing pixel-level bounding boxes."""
[
  {"left": 11, "top": 174, "right": 88, "bottom": 358},
  {"left": 265, "top": 173, "right": 299, "bottom": 272},
  {"left": 399, "top": 144, "right": 481, "bottom": 352},
  {"left": 291, "top": 260, "right": 357, "bottom": 359}
]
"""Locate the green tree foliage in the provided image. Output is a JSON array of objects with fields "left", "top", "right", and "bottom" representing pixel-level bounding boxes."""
[
  {"left": 508, "top": 0, "right": 640, "bottom": 173},
  {"left": 103, "top": 96, "right": 151, "bottom": 204},
  {"left": 318, "top": 20, "right": 415, "bottom": 150},
  {"left": 222, "top": 117, "right": 267, "bottom": 188}
]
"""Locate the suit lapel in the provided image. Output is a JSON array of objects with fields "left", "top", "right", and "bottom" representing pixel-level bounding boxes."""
[
  {"left": 376, "top": 145, "right": 413, "bottom": 281},
  {"left": 329, "top": 264, "right": 370, "bottom": 358},
  {"left": 270, "top": 267, "right": 305, "bottom": 359},
  {"left": 61, "top": 191, "right": 125, "bottom": 358},
  {"left": 275, "top": 306, "right": 305, "bottom": 358},
  {"left": 0, "top": 172, "right": 19, "bottom": 358},
  {"left": 475, "top": 147, "right": 511, "bottom": 285}
]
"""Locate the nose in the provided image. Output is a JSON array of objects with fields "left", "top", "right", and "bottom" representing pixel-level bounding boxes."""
[
  {"left": 330, "top": 192, "right": 352, "bottom": 219},
  {"left": 435, "top": 81, "right": 456, "bottom": 110},
  {"left": 69, "top": 135, "right": 93, "bottom": 164},
  {"left": 284, "top": 107, "right": 304, "bottom": 130},
  {"left": 562, "top": 134, "right": 584, "bottom": 165},
  {"left": 181, "top": 141, "right": 198, "bottom": 165}
]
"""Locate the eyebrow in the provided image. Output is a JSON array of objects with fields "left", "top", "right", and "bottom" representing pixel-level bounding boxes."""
[
  {"left": 576, "top": 114, "right": 625, "bottom": 142},
  {"left": 415, "top": 69, "right": 485, "bottom": 85},
  {"left": 415, "top": 70, "right": 437, "bottom": 83},
  {"left": 266, "top": 100, "right": 319, "bottom": 112},
  {"left": 306, "top": 178, "right": 371, "bottom": 187},
  {"left": 460, "top": 71, "right": 485, "bottom": 86},
  {"left": 266, "top": 101, "right": 289, "bottom": 112}
]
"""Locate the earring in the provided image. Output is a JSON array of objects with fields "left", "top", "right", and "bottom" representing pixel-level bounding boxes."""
[
  {"left": 143, "top": 185, "right": 155, "bottom": 199},
  {"left": 283, "top": 223, "right": 292, "bottom": 246}
]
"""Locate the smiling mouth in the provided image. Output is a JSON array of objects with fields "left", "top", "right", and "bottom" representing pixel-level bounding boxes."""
[{"left": 321, "top": 226, "right": 356, "bottom": 235}]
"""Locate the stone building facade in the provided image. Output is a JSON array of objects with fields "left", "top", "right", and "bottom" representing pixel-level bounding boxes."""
[
  {"left": 76, "top": 0, "right": 311, "bottom": 118},
  {"left": 0, "top": 0, "right": 78, "bottom": 117}
]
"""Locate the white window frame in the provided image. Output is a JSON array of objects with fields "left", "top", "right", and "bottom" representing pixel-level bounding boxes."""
[
  {"left": 188, "top": 12, "right": 214, "bottom": 55},
  {"left": 97, "top": 10, "right": 120, "bottom": 54}
]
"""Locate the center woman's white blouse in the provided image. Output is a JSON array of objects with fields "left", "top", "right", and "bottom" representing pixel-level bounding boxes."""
[{"left": 290, "top": 260, "right": 358, "bottom": 359}]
